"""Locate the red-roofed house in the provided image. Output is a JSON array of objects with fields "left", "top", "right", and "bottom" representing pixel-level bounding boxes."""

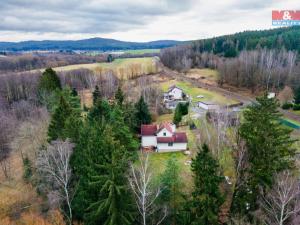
[{"left": 141, "top": 122, "right": 188, "bottom": 152}]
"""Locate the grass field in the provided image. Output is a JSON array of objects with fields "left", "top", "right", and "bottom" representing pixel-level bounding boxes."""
[
  {"left": 40, "top": 57, "right": 159, "bottom": 80},
  {"left": 161, "top": 80, "right": 237, "bottom": 105},
  {"left": 123, "top": 49, "right": 160, "bottom": 54}
]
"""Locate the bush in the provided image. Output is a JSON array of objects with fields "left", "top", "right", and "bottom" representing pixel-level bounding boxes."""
[
  {"left": 281, "top": 102, "right": 293, "bottom": 110},
  {"left": 293, "top": 104, "right": 300, "bottom": 111}
]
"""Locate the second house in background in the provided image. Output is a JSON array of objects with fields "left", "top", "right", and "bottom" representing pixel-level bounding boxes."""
[{"left": 163, "top": 85, "right": 189, "bottom": 109}]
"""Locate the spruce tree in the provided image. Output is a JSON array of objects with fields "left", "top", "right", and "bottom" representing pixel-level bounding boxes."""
[
  {"left": 160, "top": 156, "right": 183, "bottom": 224},
  {"left": 190, "top": 144, "right": 224, "bottom": 225},
  {"left": 88, "top": 99, "right": 112, "bottom": 122},
  {"left": 93, "top": 85, "right": 101, "bottom": 105},
  {"left": 47, "top": 96, "right": 72, "bottom": 141},
  {"left": 71, "top": 87, "right": 78, "bottom": 97},
  {"left": 115, "top": 86, "right": 125, "bottom": 106},
  {"left": 173, "top": 104, "right": 182, "bottom": 125},
  {"left": 134, "top": 95, "right": 151, "bottom": 130},
  {"left": 71, "top": 101, "right": 138, "bottom": 224},
  {"left": 38, "top": 67, "right": 61, "bottom": 93},
  {"left": 180, "top": 102, "right": 189, "bottom": 116},
  {"left": 47, "top": 88, "right": 81, "bottom": 142},
  {"left": 231, "top": 95, "right": 296, "bottom": 216},
  {"left": 87, "top": 127, "right": 134, "bottom": 225}
]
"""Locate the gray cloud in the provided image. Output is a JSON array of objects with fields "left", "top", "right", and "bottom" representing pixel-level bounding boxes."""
[
  {"left": 0, "top": 0, "right": 194, "bottom": 33},
  {"left": 233, "top": 0, "right": 277, "bottom": 10}
]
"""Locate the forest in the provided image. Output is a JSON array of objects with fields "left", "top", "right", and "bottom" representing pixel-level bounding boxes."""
[{"left": 160, "top": 26, "right": 300, "bottom": 93}]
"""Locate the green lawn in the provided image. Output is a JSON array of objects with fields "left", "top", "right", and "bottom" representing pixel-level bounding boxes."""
[
  {"left": 161, "top": 80, "right": 237, "bottom": 105},
  {"left": 156, "top": 113, "right": 173, "bottom": 123},
  {"left": 148, "top": 151, "right": 193, "bottom": 192}
]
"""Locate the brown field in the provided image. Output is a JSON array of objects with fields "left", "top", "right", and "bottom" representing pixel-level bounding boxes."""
[
  {"left": 185, "top": 68, "right": 219, "bottom": 86},
  {"left": 47, "top": 57, "right": 161, "bottom": 80}
]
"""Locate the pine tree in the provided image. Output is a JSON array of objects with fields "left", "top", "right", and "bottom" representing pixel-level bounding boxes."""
[
  {"left": 93, "top": 85, "right": 101, "bottom": 105},
  {"left": 123, "top": 102, "right": 138, "bottom": 132},
  {"left": 173, "top": 104, "right": 182, "bottom": 125},
  {"left": 115, "top": 86, "right": 125, "bottom": 106},
  {"left": 87, "top": 127, "right": 134, "bottom": 225},
  {"left": 38, "top": 67, "right": 61, "bottom": 93},
  {"left": 48, "top": 96, "right": 72, "bottom": 141},
  {"left": 71, "top": 102, "right": 138, "bottom": 224},
  {"left": 88, "top": 99, "right": 112, "bottom": 122},
  {"left": 134, "top": 95, "right": 151, "bottom": 130},
  {"left": 231, "top": 95, "right": 296, "bottom": 216},
  {"left": 190, "top": 144, "right": 224, "bottom": 225},
  {"left": 180, "top": 102, "right": 189, "bottom": 116},
  {"left": 294, "top": 86, "right": 300, "bottom": 104},
  {"left": 71, "top": 87, "right": 78, "bottom": 97},
  {"left": 160, "top": 156, "right": 183, "bottom": 224},
  {"left": 47, "top": 88, "right": 82, "bottom": 142}
]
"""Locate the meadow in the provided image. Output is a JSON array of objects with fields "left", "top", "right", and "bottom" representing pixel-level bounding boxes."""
[{"left": 38, "top": 57, "right": 160, "bottom": 80}]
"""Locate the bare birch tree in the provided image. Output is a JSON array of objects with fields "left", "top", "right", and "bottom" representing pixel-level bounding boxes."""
[
  {"left": 36, "top": 139, "right": 74, "bottom": 224},
  {"left": 128, "top": 153, "right": 167, "bottom": 225},
  {"left": 259, "top": 171, "right": 300, "bottom": 225}
]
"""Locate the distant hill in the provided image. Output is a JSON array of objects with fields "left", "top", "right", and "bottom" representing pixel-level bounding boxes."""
[{"left": 0, "top": 38, "right": 184, "bottom": 51}]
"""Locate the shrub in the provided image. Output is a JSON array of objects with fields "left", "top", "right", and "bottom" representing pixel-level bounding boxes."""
[{"left": 281, "top": 102, "right": 293, "bottom": 110}]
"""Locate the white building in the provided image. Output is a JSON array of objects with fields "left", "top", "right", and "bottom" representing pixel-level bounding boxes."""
[
  {"left": 141, "top": 123, "right": 188, "bottom": 152},
  {"left": 164, "top": 86, "right": 184, "bottom": 101},
  {"left": 197, "top": 101, "right": 219, "bottom": 110}
]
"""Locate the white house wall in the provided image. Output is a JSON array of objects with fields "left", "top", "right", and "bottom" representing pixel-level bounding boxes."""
[
  {"left": 157, "top": 128, "right": 173, "bottom": 137},
  {"left": 157, "top": 143, "right": 187, "bottom": 152},
  {"left": 169, "top": 88, "right": 182, "bottom": 100},
  {"left": 142, "top": 136, "right": 157, "bottom": 147}
]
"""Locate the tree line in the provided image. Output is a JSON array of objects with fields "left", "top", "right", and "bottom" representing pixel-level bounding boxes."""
[
  {"left": 160, "top": 26, "right": 300, "bottom": 92},
  {"left": 0, "top": 53, "right": 107, "bottom": 72}
]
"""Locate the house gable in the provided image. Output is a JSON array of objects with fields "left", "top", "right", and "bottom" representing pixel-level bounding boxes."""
[{"left": 157, "top": 127, "right": 173, "bottom": 137}]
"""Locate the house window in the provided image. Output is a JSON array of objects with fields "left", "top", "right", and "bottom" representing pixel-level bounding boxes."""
[
  {"left": 168, "top": 142, "right": 173, "bottom": 147},
  {"left": 163, "top": 132, "right": 166, "bottom": 136}
]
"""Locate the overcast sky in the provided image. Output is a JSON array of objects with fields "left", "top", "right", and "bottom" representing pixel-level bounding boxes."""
[{"left": 0, "top": 0, "right": 298, "bottom": 42}]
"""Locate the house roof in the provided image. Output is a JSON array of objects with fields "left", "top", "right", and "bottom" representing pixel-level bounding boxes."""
[
  {"left": 157, "top": 132, "right": 187, "bottom": 143},
  {"left": 158, "top": 122, "right": 173, "bottom": 133},
  {"left": 167, "top": 85, "right": 183, "bottom": 93},
  {"left": 157, "top": 137, "right": 174, "bottom": 143},
  {"left": 173, "top": 132, "right": 188, "bottom": 143},
  {"left": 141, "top": 124, "right": 157, "bottom": 136},
  {"left": 198, "top": 101, "right": 218, "bottom": 105}
]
